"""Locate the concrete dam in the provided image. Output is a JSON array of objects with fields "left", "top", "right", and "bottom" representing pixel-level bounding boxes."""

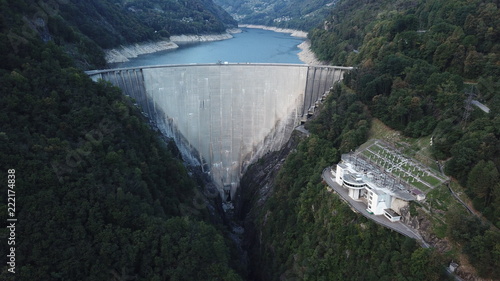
[{"left": 87, "top": 63, "right": 351, "bottom": 199}]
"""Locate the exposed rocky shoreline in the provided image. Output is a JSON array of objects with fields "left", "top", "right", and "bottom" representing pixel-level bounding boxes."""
[
  {"left": 170, "top": 29, "right": 240, "bottom": 43},
  {"left": 105, "top": 40, "right": 178, "bottom": 64},
  {"left": 297, "top": 40, "right": 325, "bottom": 65},
  {"left": 104, "top": 25, "right": 325, "bottom": 65},
  {"left": 105, "top": 29, "right": 241, "bottom": 64},
  {"left": 238, "top": 24, "right": 308, "bottom": 38},
  {"left": 239, "top": 24, "right": 325, "bottom": 65}
]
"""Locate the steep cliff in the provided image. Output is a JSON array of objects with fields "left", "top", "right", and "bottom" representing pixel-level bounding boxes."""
[{"left": 234, "top": 131, "right": 305, "bottom": 280}]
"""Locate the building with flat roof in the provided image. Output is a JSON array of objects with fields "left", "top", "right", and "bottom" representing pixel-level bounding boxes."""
[{"left": 334, "top": 155, "right": 416, "bottom": 222}]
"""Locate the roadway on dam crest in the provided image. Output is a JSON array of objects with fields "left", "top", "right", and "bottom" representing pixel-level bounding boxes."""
[{"left": 87, "top": 63, "right": 352, "bottom": 198}]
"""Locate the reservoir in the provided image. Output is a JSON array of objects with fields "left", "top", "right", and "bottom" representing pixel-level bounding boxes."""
[
  {"left": 113, "top": 28, "right": 306, "bottom": 68},
  {"left": 95, "top": 29, "right": 346, "bottom": 197}
]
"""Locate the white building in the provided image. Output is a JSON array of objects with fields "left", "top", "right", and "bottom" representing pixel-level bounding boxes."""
[{"left": 334, "top": 159, "right": 415, "bottom": 222}]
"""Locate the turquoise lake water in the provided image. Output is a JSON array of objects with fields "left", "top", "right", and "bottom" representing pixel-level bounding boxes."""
[{"left": 113, "top": 28, "right": 305, "bottom": 68}]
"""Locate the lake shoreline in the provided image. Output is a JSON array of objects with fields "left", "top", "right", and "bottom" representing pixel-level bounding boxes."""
[
  {"left": 297, "top": 40, "right": 325, "bottom": 66},
  {"left": 238, "top": 24, "right": 308, "bottom": 38},
  {"left": 105, "top": 25, "right": 325, "bottom": 66},
  {"left": 105, "top": 29, "right": 241, "bottom": 64},
  {"left": 239, "top": 24, "right": 325, "bottom": 65}
]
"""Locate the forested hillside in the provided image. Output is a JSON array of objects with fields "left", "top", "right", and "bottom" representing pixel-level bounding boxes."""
[
  {"left": 246, "top": 55, "right": 498, "bottom": 281},
  {"left": 214, "top": 0, "right": 335, "bottom": 30},
  {"left": 0, "top": 1, "right": 242, "bottom": 280},
  {"left": 2, "top": 0, "right": 499, "bottom": 280},
  {"left": 239, "top": 0, "right": 499, "bottom": 280},
  {"left": 244, "top": 85, "right": 450, "bottom": 281},
  {"left": 62, "top": 0, "right": 237, "bottom": 48},
  {"left": 2, "top": 0, "right": 236, "bottom": 69},
  {"left": 309, "top": 0, "right": 500, "bottom": 228}
]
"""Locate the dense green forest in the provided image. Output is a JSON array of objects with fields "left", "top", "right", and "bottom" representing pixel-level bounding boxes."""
[
  {"left": 245, "top": 85, "right": 450, "bottom": 281},
  {"left": 247, "top": 71, "right": 499, "bottom": 280},
  {"left": 2, "top": 0, "right": 500, "bottom": 280},
  {"left": 301, "top": 0, "right": 499, "bottom": 278},
  {"left": 213, "top": 0, "right": 334, "bottom": 30},
  {"left": 2, "top": 0, "right": 236, "bottom": 69},
  {"left": 309, "top": 0, "right": 500, "bottom": 227},
  {"left": 0, "top": 1, "right": 242, "bottom": 280},
  {"left": 236, "top": 0, "right": 499, "bottom": 280}
]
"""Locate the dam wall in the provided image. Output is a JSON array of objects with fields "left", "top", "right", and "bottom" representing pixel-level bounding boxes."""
[
  {"left": 303, "top": 66, "right": 343, "bottom": 116},
  {"left": 87, "top": 64, "right": 351, "bottom": 198}
]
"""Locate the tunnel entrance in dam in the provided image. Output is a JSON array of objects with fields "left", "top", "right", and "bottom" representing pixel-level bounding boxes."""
[{"left": 87, "top": 63, "right": 352, "bottom": 199}]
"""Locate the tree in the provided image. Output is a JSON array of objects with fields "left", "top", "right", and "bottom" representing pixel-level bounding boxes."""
[
  {"left": 464, "top": 47, "right": 484, "bottom": 78},
  {"left": 467, "top": 160, "right": 499, "bottom": 209}
]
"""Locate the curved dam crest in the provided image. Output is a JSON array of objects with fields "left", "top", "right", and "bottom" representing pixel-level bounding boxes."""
[{"left": 87, "top": 64, "right": 351, "bottom": 198}]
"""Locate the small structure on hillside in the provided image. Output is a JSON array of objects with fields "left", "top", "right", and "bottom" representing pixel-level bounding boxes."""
[
  {"left": 448, "top": 261, "right": 459, "bottom": 273},
  {"left": 411, "top": 189, "right": 426, "bottom": 201},
  {"left": 334, "top": 154, "right": 416, "bottom": 222}
]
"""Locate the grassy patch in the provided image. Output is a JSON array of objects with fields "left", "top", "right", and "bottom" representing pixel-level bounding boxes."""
[
  {"left": 368, "top": 118, "right": 401, "bottom": 141},
  {"left": 361, "top": 149, "right": 373, "bottom": 158},
  {"left": 359, "top": 118, "right": 450, "bottom": 195},
  {"left": 370, "top": 144, "right": 385, "bottom": 154},
  {"left": 410, "top": 181, "right": 430, "bottom": 192},
  {"left": 432, "top": 219, "right": 448, "bottom": 239},
  {"left": 421, "top": 175, "right": 443, "bottom": 187},
  {"left": 426, "top": 185, "right": 455, "bottom": 211}
]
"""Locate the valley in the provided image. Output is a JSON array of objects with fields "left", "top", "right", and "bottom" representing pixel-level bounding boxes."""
[{"left": 0, "top": 0, "right": 499, "bottom": 280}]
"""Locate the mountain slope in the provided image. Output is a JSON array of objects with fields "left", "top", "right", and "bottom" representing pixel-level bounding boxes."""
[
  {"left": 303, "top": 0, "right": 500, "bottom": 278},
  {"left": 0, "top": 1, "right": 243, "bottom": 280},
  {"left": 2, "top": 0, "right": 236, "bottom": 69},
  {"left": 214, "top": 0, "right": 336, "bottom": 30},
  {"left": 241, "top": 86, "right": 449, "bottom": 281},
  {"left": 59, "top": 0, "right": 237, "bottom": 46},
  {"left": 308, "top": 0, "right": 500, "bottom": 225},
  {"left": 231, "top": 1, "right": 499, "bottom": 280}
]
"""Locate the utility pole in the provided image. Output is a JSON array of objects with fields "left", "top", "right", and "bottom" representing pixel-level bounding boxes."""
[{"left": 461, "top": 83, "right": 478, "bottom": 127}]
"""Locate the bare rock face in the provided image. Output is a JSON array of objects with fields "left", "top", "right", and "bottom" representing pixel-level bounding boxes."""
[
  {"left": 105, "top": 41, "right": 179, "bottom": 63},
  {"left": 104, "top": 32, "right": 238, "bottom": 64},
  {"left": 233, "top": 131, "right": 304, "bottom": 281},
  {"left": 400, "top": 205, "right": 452, "bottom": 253},
  {"left": 400, "top": 206, "right": 420, "bottom": 229}
]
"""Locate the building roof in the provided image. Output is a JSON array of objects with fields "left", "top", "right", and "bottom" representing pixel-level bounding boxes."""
[
  {"left": 339, "top": 156, "right": 415, "bottom": 201},
  {"left": 343, "top": 173, "right": 364, "bottom": 184},
  {"left": 366, "top": 185, "right": 383, "bottom": 195},
  {"left": 411, "top": 189, "right": 423, "bottom": 195},
  {"left": 384, "top": 208, "right": 401, "bottom": 217}
]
